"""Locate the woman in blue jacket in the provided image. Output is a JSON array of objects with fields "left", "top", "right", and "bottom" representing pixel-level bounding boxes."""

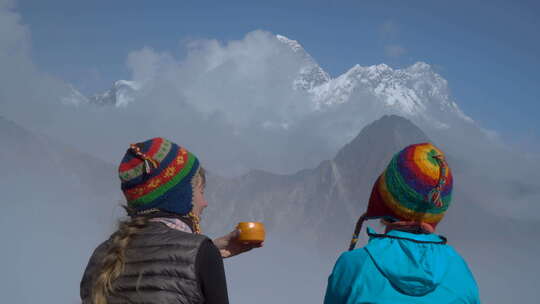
[{"left": 324, "top": 143, "right": 480, "bottom": 304}]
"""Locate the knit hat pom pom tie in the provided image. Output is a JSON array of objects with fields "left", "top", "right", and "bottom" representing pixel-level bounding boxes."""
[{"left": 130, "top": 143, "right": 159, "bottom": 174}]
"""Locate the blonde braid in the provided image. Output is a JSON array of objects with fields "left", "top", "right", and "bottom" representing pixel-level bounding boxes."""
[
  {"left": 188, "top": 211, "right": 202, "bottom": 234},
  {"left": 187, "top": 166, "right": 206, "bottom": 234},
  {"left": 91, "top": 214, "right": 149, "bottom": 304}
]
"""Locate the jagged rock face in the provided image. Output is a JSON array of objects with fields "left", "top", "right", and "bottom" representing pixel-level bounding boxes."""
[
  {"left": 275, "top": 35, "right": 331, "bottom": 91},
  {"left": 203, "top": 115, "right": 430, "bottom": 253}
]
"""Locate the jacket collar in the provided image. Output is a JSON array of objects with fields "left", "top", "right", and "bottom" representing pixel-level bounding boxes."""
[{"left": 367, "top": 227, "right": 447, "bottom": 244}]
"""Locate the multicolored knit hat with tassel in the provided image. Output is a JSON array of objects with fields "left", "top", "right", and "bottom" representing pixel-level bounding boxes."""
[
  {"left": 118, "top": 137, "right": 201, "bottom": 216},
  {"left": 349, "top": 142, "right": 453, "bottom": 250}
]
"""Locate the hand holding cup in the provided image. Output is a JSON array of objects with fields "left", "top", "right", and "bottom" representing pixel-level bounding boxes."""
[
  {"left": 213, "top": 222, "right": 265, "bottom": 259},
  {"left": 236, "top": 222, "right": 266, "bottom": 244}
]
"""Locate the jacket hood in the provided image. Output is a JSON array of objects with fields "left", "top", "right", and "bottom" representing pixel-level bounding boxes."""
[{"left": 365, "top": 227, "right": 450, "bottom": 296}]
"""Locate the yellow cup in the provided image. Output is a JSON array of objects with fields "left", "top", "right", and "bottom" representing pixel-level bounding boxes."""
[{"left": 236, "top": 222, "right": 266, "bottom": 243}]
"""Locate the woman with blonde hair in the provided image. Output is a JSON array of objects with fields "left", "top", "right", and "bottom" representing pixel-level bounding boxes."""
[
  {"left": 80, "top": 137, "right": 260, "bottom": 304},
  {"left": 324, "top": 143, "right": 480, "bottom": 304}
]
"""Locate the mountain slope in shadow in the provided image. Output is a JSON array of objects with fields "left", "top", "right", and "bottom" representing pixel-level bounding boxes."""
[
  {"left": 204, "top": 115, "right": 430, "bottom": 252},
  {"left": 204, "top": 114, "right": 539, "bottom": 304},
  {"left": 0, "top": 116, "right": 120, "bottom": 303}
]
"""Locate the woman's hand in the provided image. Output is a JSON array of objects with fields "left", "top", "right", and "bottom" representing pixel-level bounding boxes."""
[{"left": 213, "top": 229, "right": 263, "bottom": 259}]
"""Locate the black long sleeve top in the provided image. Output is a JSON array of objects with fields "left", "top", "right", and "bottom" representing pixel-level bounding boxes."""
[{"left": 196, "top": 239, "right": 230, "bottom": 304}]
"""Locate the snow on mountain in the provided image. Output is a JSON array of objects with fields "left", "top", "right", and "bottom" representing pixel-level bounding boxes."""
[
  {"left": 276, "top": 34, "right": 331, "bottom": 91},
  {"left": 88, "top": 80, "right": 141, "bottom": 107},
  {"left": 62, "top": 85, "right": 89, "bottom": 105},
  {"left": 62, "top": 80, "right": 140, "bottom": 107},
  {"left": 273, "top": 35, "right": 473, "bottom": 129},
  {"left": 311, "top": 62, "right": 472, "bottom": 127},
  {"left": 71, "top": 34, "right": 473, "bottom": 131}
]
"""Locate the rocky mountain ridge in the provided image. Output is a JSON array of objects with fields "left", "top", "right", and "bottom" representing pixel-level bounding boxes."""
[{"left": 67, "top": 34, "right": 472, "bottom": 134}]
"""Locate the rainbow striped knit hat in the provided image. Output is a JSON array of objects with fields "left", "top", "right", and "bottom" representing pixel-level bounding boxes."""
[
  {"left": 118, "top": 137, "right": 200, "bottom": 216},
  {"left": 349, "top": 142, "right": 453, "bottom": 250}
]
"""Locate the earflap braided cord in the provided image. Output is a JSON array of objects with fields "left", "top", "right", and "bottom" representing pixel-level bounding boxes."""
[
  {"left": 349, "top": 213, "right": 367, "bottom": 251},
  {"left": 426, "top": 154, "right": 448, "bottom": 208}
]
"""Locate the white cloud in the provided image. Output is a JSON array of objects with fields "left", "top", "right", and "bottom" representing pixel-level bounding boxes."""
[
  {"left": 2, "top": 3, "right": 539, "bottom": 213},
  {"left": 0, "top": 25, "right": 328, "bottom": 175},
  {"left": 115, "top": 31, "right": 324, "bottom": 174},
  {"left": 0, "top": 0, "right": 74, "bottom": 130},
  {"left": 1, "top": 4, "right": 540, "bottom": 303}
]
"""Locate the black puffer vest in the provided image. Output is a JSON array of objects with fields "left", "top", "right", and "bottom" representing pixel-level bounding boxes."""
[{"left": 81, "top": 222, "right": 209, "bottom": 304}]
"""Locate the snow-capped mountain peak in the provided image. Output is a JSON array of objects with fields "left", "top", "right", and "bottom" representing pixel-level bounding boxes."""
[
  {"left": 62, "top": 85, "right": 89, "bottom": 106},
  {"left": 276, "top": 34, "right": 303, "bottom": 53},
  {"left": 114, "top": 80, "right": 140, "bottom": 90},
  {"left": 88, "top": 80, "right": 140, "bottom": 107},
  {"left": 67, "top": 34, "right": 473, "bottom": 130},
  {"left": 275, "top": 34, "right": 330, "bottom": 91},
  {"left": 310, "top": 60, "right": 472, "bottom": 125}
]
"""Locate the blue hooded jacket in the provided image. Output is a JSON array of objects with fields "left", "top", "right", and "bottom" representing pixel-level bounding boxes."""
[{"left": 324, "top": 228, "right": 480, "bottom": 304}]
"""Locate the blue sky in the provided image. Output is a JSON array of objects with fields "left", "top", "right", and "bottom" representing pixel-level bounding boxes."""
[{"left": 16, "top": 0, "right": 540, "bottom": 147}]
